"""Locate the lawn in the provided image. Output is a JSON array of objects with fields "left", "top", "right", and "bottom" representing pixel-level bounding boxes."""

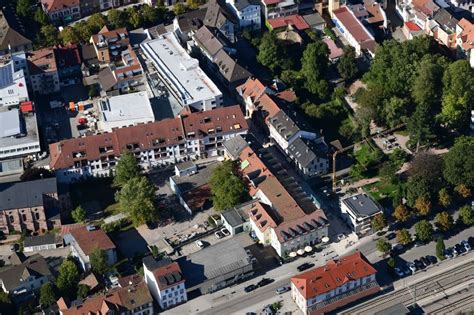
[
  {"left": 367, "top": 181, "right": 397, "bottom": 203},
  {"left": 354, "top": 142, "right": 383, "bottom": 167}
]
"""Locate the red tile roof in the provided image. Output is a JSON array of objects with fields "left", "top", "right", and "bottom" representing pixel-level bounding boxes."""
[
  {"left": 263, "top": 0, "right": 282, "bottom": 4},
  {"left": 291, "top": 252, "right": 377, "bottom": 299},
  {"left": 49, "top": 106, "right": 247, "bottom": 170},
  {"left": 405, "top": 21, "right": 422, "bottom": 31},
  {"left": 69, "top": 226, "right": 115, "bottom": 256},
  {"left": 151, "top": 261, "right": 185, "bottom": 290},
  {"left": 268, "top": 15, "right": 310, "bottom": 31},
  {"left": 458, "top": 18, "right": 474, "bottom": 50},
  {"left": 333, "top": 7, "right": 376, "bottom": 53},
  {"left": 42, "top": 0, "right": 79, "bottom": 12}
]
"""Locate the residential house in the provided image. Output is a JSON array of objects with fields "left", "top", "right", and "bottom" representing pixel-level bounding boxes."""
[
  {"left": 0, "top": 10, "right": 32, "bottom": 56},
  {"left": 0, "top": 254, "right": 54, "bottom": 302},
  {"left": 169, "top": 162, "right": 219, "bottom": 214},
  {"left": 267, "top": 14, "right": 310, "bottom": 32},
  {"left": 302, "top": 13, "right": 327, "bottom": 33},
  {"left": 262, "top": 0, "right": 299, "bottom": 20},
  {"left": 332, "top": 6, "right": 377, "bottom": 56},
  {"left": 49, "top": 105, "right": 248, "bottom": 182},
  {"left": 428, "top": 8, "right": 459, "bottom": 48},
  {"left": 192, "top": 26, "right": 251, "bottom": 91},
  {"left": 141, "top": 32, "right": 223, "bottom": 111},
  {"left": 173, "top": 0, "right": 238, "bottom": 44},
  {"left": 177, "top": 238, "right": 254, "bottom": 293},
  {"left": 59, "top": 281, "right": 154, "bottom": 315},
  {"left": 91, "top": 27, "right": 144, "bottom": 95},
  {"left": 54, "top": 45, "right": 82, "bottom": 82},
  {"left": 174, "top": 160, "right": 198, "bottom": 177},
  {"left": 402, "top": 21, "right": 424, "bottom": 39},
  {"left": 23, "top": 234, "right": 60, "bottom": 252},
  {"left": 223, "top": 134, "right": 249, "bottom": 160},
  {"left": 27, "top": 47, "right": 61, "bottom": 94},
  {"left": 0, "top": 178, "right": 66, "bottom": 234},
  {"left": 287, "top": 137, "right": 329, "bottom": 177},
  {"left": 323, "top": 38, "right": 344, "bottom": 62},
  {"left": 63, "top": 225, "right": 117, "bottom": 271},
  {"left": 456, "top": 18, "right": 474, "bottom": 67},
  {"left": 340, "top": 192, "right": 383, "bottom": 235},
  {"left": 239, "top": 145, "right": 329, "bottom": 257},
  {"left": 41, "top": 0, "right": 81, "bottom": 24},
  {"left": 226, "top": 0, "right": 262, "bottom": 30},
  {"left": 291, "top": 252, "right": 379, "bottom": 314},
  {"left": 143, "top": 256, "right": 187, "bottom": 310},
  {"left": 220, "top": 201, "right": 254, "bottom": 235}
]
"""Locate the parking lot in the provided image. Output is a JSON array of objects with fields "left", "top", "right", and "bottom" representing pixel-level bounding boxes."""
[{"left": 373, "top": 132, "right": 411, "bottom": 154}]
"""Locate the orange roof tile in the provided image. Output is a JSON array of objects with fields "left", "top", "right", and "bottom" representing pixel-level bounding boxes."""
[{"left": 69, "top": 226, "right": 115, "bottom": 256}]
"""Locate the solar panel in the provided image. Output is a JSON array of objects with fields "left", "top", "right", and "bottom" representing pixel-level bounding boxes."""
[{"left": 0, "top": 63, "right": 14, "bottom": 89}]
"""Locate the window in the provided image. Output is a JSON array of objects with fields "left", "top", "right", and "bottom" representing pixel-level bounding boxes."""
[{"left": 9, "top": 216, "right": 14, "bottom": 223}]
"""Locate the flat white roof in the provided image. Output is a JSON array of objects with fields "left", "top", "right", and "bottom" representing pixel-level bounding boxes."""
[
  {"left": 99, "top": 91, "right": 155, "bottom": 124},
  {"left": 0, "top": 109, "right": 40, "bottom": 159},
  {"left": 0, "top": 63, "right": 29, "bottom": 107},
  {"left": 140, "top": 32, "right": 222, "bottom": 105}
]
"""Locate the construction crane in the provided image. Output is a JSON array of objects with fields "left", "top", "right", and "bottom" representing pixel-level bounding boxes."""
[{"left": 331, "top": 124, "right": 406, "bottom": 192}]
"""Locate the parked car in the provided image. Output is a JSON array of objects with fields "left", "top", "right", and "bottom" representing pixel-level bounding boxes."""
[
  {"left": 386, "top": 232, "right": 396, "bottom": 240},
  {"left": 297, "top": 262, "right": 315, "bottom": 272},
  {"left": 426, "top": 255, "right": 437, "bottom": 265},
  {"left": 146, "top": 221, "right": 157, "bottom": 230},
  {"left": 414, "top": 241, "right": 424, "bottom": 247},
  {"left": 390, "top": 244, "right": 404, "bottom": 257},
  {"left": 455, "top": 243, "right": 466, "bottom": 254},
  {"left": 215, "top": 231, "right": 224, "bottom": 239},
  {"left": 461, "top": 240, "right": 471, "bottom": 251},
  {"left": 394, "top": 267, "right": 405, "bottom": 277},
  {"left": 420, "top": 256, "right": 430, "bottom": 266},
  {"left": 414, "top": 259, "right": 425, "bottom": 270},
  {"left": 468, "top": 236, "right": 474, "bottom": 248},
  {"left": 257, "top": 278, "right": 274, "bottom": 287},
  {"left": 451, "top": 247, "right": 458, "bottom": 257},
  {"left": 10, "top": 244, "right": 18, "bottom": 252},
  {"left": 244, "top": 284, "right": 258, "bottom": 293},
  {"left": 407, "top": 262, "right": 416, "bottom": 273},
  {"left": 221, "top": 228, "right": 230, "bottom": 237},
  {"left": 444, "top": 248, "right": 454, "bottom": 259},
  {"left": 195, "top": 240, "right": 205, "bottom": 249},
  {"left": 275, "top": 286, "right": 291, "bottom": 294}
]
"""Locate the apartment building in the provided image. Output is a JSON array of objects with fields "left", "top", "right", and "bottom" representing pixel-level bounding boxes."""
[
  {"left": 91, "top": 26, "right": 144, "bottom": 94},
  {"left": 41, "top": 0, "right": 81, "bottom": 23},
  {"left": 456, "top": 19, "right": 474, "bottom": 68},
  {"left": 226, "top": 0, "right": 262, "bottom": 30},
  {"left": 141, "top": 32, "right": 223, "bottom": 111},
  {"left": 143, "top": 256, "right": 187, "bottom": 310},
  {"left": 27, "top": 47, "right": 61, "bottom": 94},
  {"left": 63, "top": 225, "right": 117, "bottom": 272},
  {"left": 0, "top": 178, "right": 66, "bottom": 234},
  {"left": 262, "top": 0, "right": 299, "bottom": 20},
  {"left": 291, "top": 252, "right": 379, "bottom": 314},
  {"left": 340, "top": 193, "right": 383, "bottom": 235},
  {"left": 239, "top": 145, "right": 329, "bottom": 258},
  {"left": 0, "top": 62, "right": 29, "bottom": 107},
  {"left": 49, "top": 105, "right": 248, "bottom": 182},
  {"left": 0, "top": 11, "right": 32, "bottom": 56}
]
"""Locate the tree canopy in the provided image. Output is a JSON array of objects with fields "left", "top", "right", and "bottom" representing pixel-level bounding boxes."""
[
  {"left": 371, "top": 213, "right": 387, "bottom": 232},
  {"left": 72, "top": 205, "right": 87, "bottom": 223},
  {"left": 114, "top": 151, "right": 140, "bottom": 187},
  {"left": 56, "top": 260, "right": 79, "bottom": 297},
  {"left": 396, "top": 229, "right": 412, "bottom": 245},
  {"left": 415, "top": 220, "right": 433, "bottom": 242},
  {"left": 39, "top": 283, "right": 56, "bottom": 307},
  {"left": 300, "top": 41, "right": 329, "bottom": 99},
  {"left": 458, "top": 205, "right": 474, "bottom": 225},
  {"left": 90, "top": 248, "right": 109, "bottom": 275},
  {"left": 443, "top": 136, "right": 474, "bottom": 186},
  {"left": 115, "top": 176, "right": 156, "bottom": 226},
  {"left": 375, "top": 238, "right": 391, "bottom": 255},
  {"left": 435, "top": 211, "right": 453, "bottom": 232},
  {"left": 337, "top": 46, "right": 358, "bottom": 80},
  {"left": 209, "top": 161, "right": 248, "bottom": 211}
]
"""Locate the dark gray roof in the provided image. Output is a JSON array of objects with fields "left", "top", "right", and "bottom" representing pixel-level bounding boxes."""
[
  {"left": 223, "top": 135, "right": 249, "bottom": 159},
  {"left": 0, "top": 254, "right": 52, "bottom": 291},
  {"left": 171, "top": 162, "right": 219, "bottom": 193},
  {"left": 233, "top": 0, "right": 260, "bottom": 11},
  {"left": 24, "top": 234, "right": 57, "bottom": 248},
  {"left": 434, "top": 8, "right": 458, "bottom": 32},
  {"left": 177, "top": 238, "right": 251, "bottom": 287},
  {"left": 0, "top": 178, "right": 57, "bottom": 211},
  {"left": 287, "top": 138, "right": 328, "bottom": 168},
  {"left": 203, "top": 0, "right": 239, "bottom": 26},
  {"left": 342, "top": 193, "right": 383, "bottom": 218},
  {"left": 176, "top": 160, "right": 196, "bottom": 171},
  {"left": 221, "top": 201, "right": 253, "bottom": 227},
  {"left": 214, "top": 49, "right": 252, "bottom": 84},
  {"left": 176, "top": 8, "right": 208, "bottom": 33},
  {"left": 142, "top": 256, "right": 172, "bottom": 271},
  {"left": 268, "top": 110, "right": 301, "bottom": 141}
]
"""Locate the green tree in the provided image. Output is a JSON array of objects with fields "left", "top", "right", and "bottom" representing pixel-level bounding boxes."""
[
  {"left": 300, "top": 41, "right": 329, "bottom": 99},
  {"left": 0, "top": 291, "right": 14, "bottom": 314},
  {"left": 39, "top": 283, "right": 56, "bottom": 307},
  {"left": 129, "top": 10, "right": 145, "bottom": 29},
  {"left": 443, "top": 137, "right": 474, "bottom": 186},
  {"left": 141, "top": 5, "right": 160, "bottom": 26},
  {"left": 60, "top": 27, "right": 80, "bottom": 45},
  {"left": 458, "top": 205, "right": 474, "bottom": 225},
  {"left": 337, "top": 46, "right": 358, "bottom": 80},
  {"left": 87, "top": 13, "right": 107, "bottom": 34},
  {"left": 209, "top": 161, "right": 248, "bottom": 211},
  {"left": 387, "top": 257, "right": 396, "bottom": 269},
  {"left": 415, "top": 220, "right": 433, "bottom": 242},
  {"left": 396, "top": 229, "right": 412, "bottom": 245},
  {"left": 257, "top": 32, "right": 280, "bottom": 73},
  {"left": 56, "top": 260, "right": 79, "bottom": 297},
  {"left": 382, "top": 96, "right": 409, "bottom": 128},
  {"left": 34, "top": 8, "right": 50, "bottom": 26},
  {"left": 437, "top": 60, "right": 474, "bottom": 130},
  {"left": 379, "top": 161, "right": 398, "bottom": 184},
  {"left": 39, "top": 25, "right": 60, "bottom": 47},
  {"left": 406, "top": 175, "right": 431, "bottom": 207},
  {"left": 107, "top": 9, "right": 129, "bottom": 29},
  {"left": 114, "top": 151, "right": 140, "bottom": 186},
  {"left": 371, "top": 213, "right": 387, "bottom": 232},
  {"left": 435, "top": 211, "right": 453, "bottom": 232},
  {"left": 16, "top": 0, "right": 32, "bottom": 17},
  {"left": 90, "top": 248, "right": 109, "bottom": 275},
  {"left": 71, "top": 205, "right": 87, "bottom": 223},
  {"left": 393, "top": 204, "right": 410, "bottom": 222},
  {"left": 411, "top": 58, "right": 444, "bottom": 111},
  {"left": 438, "top": 188, "right": 452, "bottom": 208},
  {"left": 77, "top": 284, "right": 90, "bottom": 299},
  {"left": 116, "top": 176, "right": 156, "bottom": 226},
  {"left": 375, "top": 238, "right": 392, "bottom": 255},
  {"left": 173, "top": 3, "right": 187, "bottom": 15},
  {"left": 454, "top": 183, "right": 471, "bottom": 199},
  {"left": 436, "top": 238, "right": 445, "bottom": 260},
  {"left": 407, "top": 102, "right": 436, "bottom": 146},
  {"left": 389, "top": 148, "right": 408, "bottom": 168}
]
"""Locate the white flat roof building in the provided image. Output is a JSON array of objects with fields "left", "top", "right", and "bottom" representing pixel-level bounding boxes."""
[
  {"left": 0, "top": 62, "right": 29, "bottom": 107},
  {"left": 141, "top": 32, "right": 223, "bottom": 111},
  {"left": 98, "top": 92, "right": 155, "bottom": 132}
]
